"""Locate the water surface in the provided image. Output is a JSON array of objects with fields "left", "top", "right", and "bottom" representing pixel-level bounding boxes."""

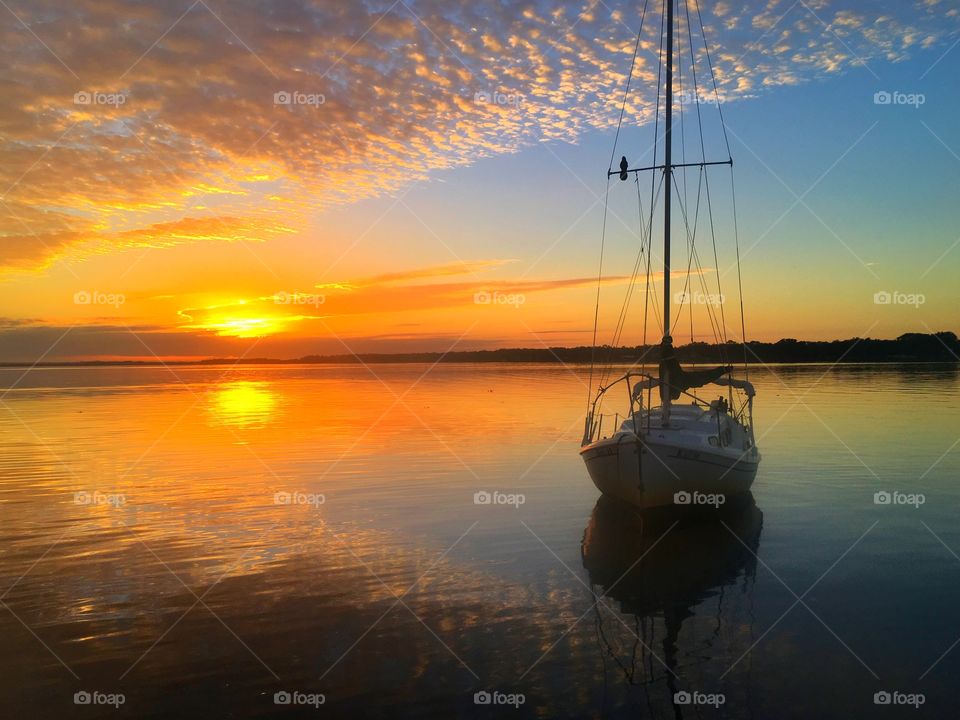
[{"left": 0, "top": 363, "right": 958, "bottom": 718}]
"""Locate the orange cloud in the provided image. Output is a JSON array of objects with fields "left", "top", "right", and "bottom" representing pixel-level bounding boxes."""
[
  {"left": 174, "top": 261, "right": 711, "bottom": 338},
  {"left": 1, "top": 0, "right": 953, "bottom": 271},
  {"left": 0, "top": 215, "right": 295, "bottom": 270}
]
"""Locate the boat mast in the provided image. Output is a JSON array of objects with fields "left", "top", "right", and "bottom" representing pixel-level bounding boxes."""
[
  {"left": 662, "top": 0, "right": 674, "bottom": 420},
  {"left": 663, "top": 0, "right": 673, "bottom": 337},
  {"left": 602, "top": 0, "right": 737, "bottom": 426}
]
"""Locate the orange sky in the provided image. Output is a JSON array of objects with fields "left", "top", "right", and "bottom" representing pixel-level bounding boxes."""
[{"left": 1, "top": 0, "right": 958, "bottom": 361}]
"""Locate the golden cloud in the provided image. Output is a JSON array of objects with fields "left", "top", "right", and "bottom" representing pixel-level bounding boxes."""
[
  {"left": 175, "top": 260, "right": 711, "bottom": 337},
  {"left": 0, "top": 0, "right": 954, "bottom": 270}
]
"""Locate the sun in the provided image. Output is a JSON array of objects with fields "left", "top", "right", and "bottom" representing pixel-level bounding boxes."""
[
  {"left": 198, "top": 316, "right": 288, "bottom": 338},
  {"left": 178, "top": 298, "right": 322, "bottom": 338}
]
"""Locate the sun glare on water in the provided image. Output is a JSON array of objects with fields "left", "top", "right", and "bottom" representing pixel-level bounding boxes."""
[{"left": 209, "top": 381, "right": 279, "bottom": 428}]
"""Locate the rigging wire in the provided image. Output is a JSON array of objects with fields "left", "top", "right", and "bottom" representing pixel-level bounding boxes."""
[
  {"left": 651, "top": 0, "right": 666, "bottom": 342},
  {"left": 600, "top": 171, "right": 663, "bottom": 390},
  {"left": 694, "top": 0, "right": 747, "bottom": 373},
  {"left": 608, "top": 0, "right": 651, "bottom": 173},
  {"left": 607, "top": 171, "right": 663, "bottom": 353},
  {"left": 731, "top": 168, "right": 750, "bottom": 380},
  {"left": 590, "top": 0, "right": 749, "bottom": 398},
  {"left": 640, "top": 174, "right": 663, "bottom": 352},
  {"left": 694, "top": 0, "right": 733, "bottom": 160},
  {"left": 674, "top": 1, "right": 695, "bottom": 344},
  {"left": 670, "top": 165, "right": 705, "bottom": 341},
  {"left": 632, "top": 0, "right": 667, "bottom": 380},
  {"left": 684, "top": 0, "right": 729, "bottom": 362},
  {"left": 598, "top": 0, "right": 664, "bottom": 389},
  {"left": 587, "top": 177, "right": 613, "bottom": 412},
  {"left": 670, "top": 172, "right": 725, "bottom": 345},
  {"left": 591, "top": 0, "right": 653, "bottom": 401}
]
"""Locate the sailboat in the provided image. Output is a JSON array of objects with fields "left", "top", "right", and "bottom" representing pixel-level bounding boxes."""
[{"left": 580, "top": 0, "right": 760, "bottom": 509}]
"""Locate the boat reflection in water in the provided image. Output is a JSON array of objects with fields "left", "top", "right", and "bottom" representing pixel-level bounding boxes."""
[{"left": 581, "top": 494, "right": 763, "bottom": 716}]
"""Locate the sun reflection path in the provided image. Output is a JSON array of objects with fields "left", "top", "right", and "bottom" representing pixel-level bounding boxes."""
[{"left": 208, "top": 381, "right": 279, "bottom": 429}]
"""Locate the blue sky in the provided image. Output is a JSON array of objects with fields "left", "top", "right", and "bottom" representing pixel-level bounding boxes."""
[
  {"left": 321, "top": 10, "right": 960, "bottom": 345},
  {"left": 0, "top": 0, "right": 958, "bottom": 358}
]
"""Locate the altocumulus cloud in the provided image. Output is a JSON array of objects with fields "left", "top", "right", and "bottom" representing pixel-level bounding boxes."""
[{"left": 0, "top": 0, "right": 955, "bottom": 268}]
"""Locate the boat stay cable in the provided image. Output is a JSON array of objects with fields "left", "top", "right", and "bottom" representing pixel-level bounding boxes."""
[
  {"left": 589, "top": 0, "right": 652, "bottom": 412},
  {"left": 588, "top": 0, "right": 749, "bottom": 412}
]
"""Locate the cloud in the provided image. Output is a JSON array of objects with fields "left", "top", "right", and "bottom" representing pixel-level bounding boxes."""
[
  {"left": 171, "top": 260, "right": 712, "bottom": 338},
  {"left": 0, "top": 214, "right": 294, "bottom": 270},
  {"left": 0, "top": 256, "right": 714, "bottom": 359},
  {"left": 0, "top": 321, "right": 521, "bottom": 362},
  {"left": 341, "top": 259, "right": 517, "bottom": 287},
  {"left": 175, "top": 264, "right": 614, "bottom": 337},
  {"left": 1, "top": 0, "right": 956, "bottom": 270}
]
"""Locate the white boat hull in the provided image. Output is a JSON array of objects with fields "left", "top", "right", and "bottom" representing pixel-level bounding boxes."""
[{"left": 580, "top": 428, "right": 759, "bottom": 510}]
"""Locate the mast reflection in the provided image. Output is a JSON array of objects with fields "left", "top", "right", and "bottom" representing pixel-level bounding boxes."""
[{"left": 582, "top": 495, "right": 763, "bottom": 716}]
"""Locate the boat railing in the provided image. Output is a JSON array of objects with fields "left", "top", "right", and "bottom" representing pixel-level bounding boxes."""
[{"left": 583, "top": 371, "right": 755, "bottom": 446}]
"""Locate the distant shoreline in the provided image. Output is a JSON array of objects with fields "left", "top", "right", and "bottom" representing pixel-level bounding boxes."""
[{"left": 2, "top": 332, "right": 956, "bottom": 368}]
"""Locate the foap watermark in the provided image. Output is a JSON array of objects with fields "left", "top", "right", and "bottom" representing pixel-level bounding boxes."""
[
  {"left": 674, "top": 490, "right": 725, "bottom": 508},
  {"left": 473, "top": 690, "right": 525, "bottom": 708},
  {"left": 274, "top": 91, "right": 325, "bottom": 107},
  {"left": 74, "top": 90, "right": 127, "bottom": 107},
  {"left": 873, "top": 290, "right": 925, "bottom": 308},
  {"left": 873, "top": 90, "right": 925, "bottom": 108},
  {"left": 874, "top": 690, "right": 925, "bottom": 708},
  {"left": 675, "top": 290, "right": 724, "bottom": 306},
  {"left": 74, "top": 290, "right": 125, "bottom": 308},
  {"left": 473, "top": 89, "right": 525, "bottom": 108},
  {"left": 275, "top": 491, "right": 325, "bottom": 507},
  {"left": 674, "top": 691, "right": 725, "bottom": 708},
  {"left": 74, "top": 491, "right": 126, "bottom": 508},
  {"left": 874, "top": 491, "right": 925, "bottom": 508},
  {"left": 677, "top": 90, "right": 724, "bottom": 105},
  {"left": 274, "top": 690, "right": 325, "bottom": 708},
  {"left": 274, "top": 290, "right": 325, "bottom": 307},
  {"left": 74, "top": 691, "right": 125, "bottom": 708},
  {"left": 474, "top": 490, "right": 525, "bottom": 508},
  {"left": 474, "top": 290, "right": 525, "bottom": 308}
]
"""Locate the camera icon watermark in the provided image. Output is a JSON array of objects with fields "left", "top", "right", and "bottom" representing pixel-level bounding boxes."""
[
  {"left": 873, "top": 290, "right": 925, "bottom": 308},
  {"left": 274, "top": 491, "right": 325, "bottom": 507},
  {"left": 873, "top": 690, "right": 924, "bottom": 708},
  {"left": 74, "top": 90, "right": 127, "bottom": 107},
  {"left": 274, "top": 290, "right": 325, "bottom": 307},
  {"left": 273, "top": 690, "right": 325, "bottom": 707},
  {"left": 873, "top": 90, "right": 925, "bottom": 108},
  {"left": 473, "top": 690, "right": 525, "bottom": 708},
  {"left": 473, "top": 290, "right": 525, "bottom": 308},
  {"left": 473, "top": 490, "right": 525, "bottom": 508},
  {"left": 873, "top": 490, "right": 925, "bottom": 508},
  {"left": 74, "top": 690, "right": 125, "bottom": 707},
  {"left": 274, "top": 90, "right": 325, "bottom": 107},
  {"left": 74, "top": 290, "right": 126, "bottom": 308},
  {"left": 674, "top": 490, "right": 725, "bottom": 508}
]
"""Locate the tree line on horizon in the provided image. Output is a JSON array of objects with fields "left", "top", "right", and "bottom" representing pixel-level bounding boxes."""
[
  {"left": 290, "top": 332, "right": 959, "bottom": 365},
  {"left": 6, "top": 332, "right": 957, "bottom": 367}
]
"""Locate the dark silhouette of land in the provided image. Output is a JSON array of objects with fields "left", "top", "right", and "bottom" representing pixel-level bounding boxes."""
[{"left": 2, "top": 332, "right": 957, "bottom": 367}]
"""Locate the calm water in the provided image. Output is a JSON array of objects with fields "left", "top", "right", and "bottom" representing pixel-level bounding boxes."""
[{"left": 1, "top": 362, "right": 958, "bottom": 718}]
